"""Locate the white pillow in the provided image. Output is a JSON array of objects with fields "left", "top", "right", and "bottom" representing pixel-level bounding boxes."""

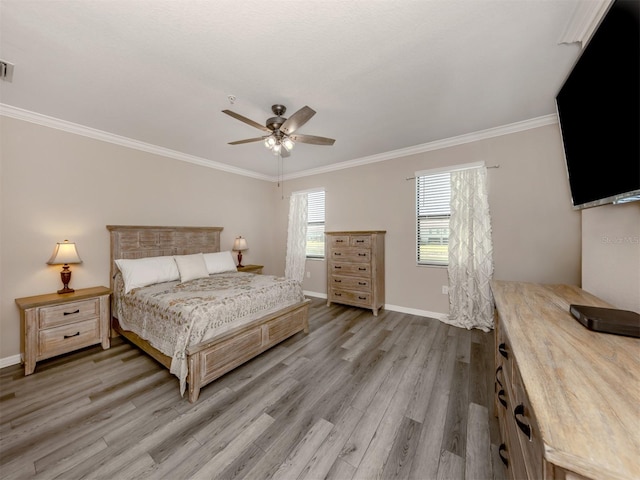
[
  {"left": 203, "top": 251, "right": 238, "bottom": 274},
  {"left": 174, "top": 253, "right": 209, "bottom": 283},
  {"left": 115, "top": 256, "right": 180, "bottom": 294}
]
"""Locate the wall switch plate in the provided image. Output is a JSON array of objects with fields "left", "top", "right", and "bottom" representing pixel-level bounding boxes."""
[
  {"left": 442, "top": 285, "right": 449, "bottom": 295},
  {"left": 306, "top": 271, "right": 311, "bottom": 278}
]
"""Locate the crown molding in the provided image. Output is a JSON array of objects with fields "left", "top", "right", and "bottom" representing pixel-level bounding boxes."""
[
  {"left": 283, "top": 114, "right": 558, "bottom": 180},
  {"left": 0, "top": 104, "right": 271, "bottom": 181},
  {"left": 1, "top": 103, "right": 557, "bottom": 183}
]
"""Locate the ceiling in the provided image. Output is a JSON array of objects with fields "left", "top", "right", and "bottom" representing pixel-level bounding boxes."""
[{"left": 0, "top": 1, "right": 596, "bottom": 180}]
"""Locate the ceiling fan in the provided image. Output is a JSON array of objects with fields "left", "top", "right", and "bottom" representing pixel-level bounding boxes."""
[{"left": 222, "top": 104, "right": 335, "bottom": 157}]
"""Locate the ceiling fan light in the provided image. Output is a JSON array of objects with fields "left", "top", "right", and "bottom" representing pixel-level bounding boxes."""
[
  {"left": 272, "top": 143, "right": 281, "bottom": 154},
  {"left": 265, "top": 136, "right": 276, "bottom": 148},
  {"left": 282, "top": 137, "right": 295, "bottom": 151}
]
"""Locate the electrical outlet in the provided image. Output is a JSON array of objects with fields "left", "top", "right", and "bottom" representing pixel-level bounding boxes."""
[
  {"left": 442, "top": 285, "right": 449, "bottom": 295},
  {"left": 306, "top": 271, "right": 311, "bottom": 278}
]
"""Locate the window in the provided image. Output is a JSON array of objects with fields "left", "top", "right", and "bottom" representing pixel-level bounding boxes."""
[
  {"left": 417, "top": 171, "right": 451, "bottom": 265},
  {"left": 306, "top": 190, "right": 325, "bottom": 258}
]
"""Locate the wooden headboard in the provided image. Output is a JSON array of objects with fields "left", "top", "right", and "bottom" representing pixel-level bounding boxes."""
[{"left": 106, "top": 225, "right": 223, "bottom": 292}]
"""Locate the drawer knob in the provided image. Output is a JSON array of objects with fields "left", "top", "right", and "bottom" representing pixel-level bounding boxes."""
[
  {"left": 514, "top": 404, "right": 532, "bottom": 440},
  {"left": 64, "top": 332, "right": 80, "bottom": 339},
  {"left": 498, "top": 444, "right": 509, "bottom": 467},
  {"left": 497, "top": 389, "right": 507, "bottom": 408},
  {"left": 498, "top": 343, "right": 508, "bottom": 359},
  {"left": 64, "top": 309, "right": 80, "bottom": 316}
]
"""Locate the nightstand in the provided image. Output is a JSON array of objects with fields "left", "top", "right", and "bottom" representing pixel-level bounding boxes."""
[
  {"left": 15, "top": 286, "right": 112, "bottom": 375},
  {"left": 237, "top": 264, "right": 263, "bottom": 274}
]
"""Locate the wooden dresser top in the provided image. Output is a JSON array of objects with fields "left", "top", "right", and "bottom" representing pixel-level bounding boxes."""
[{"left": 491, "top": 280, "right": 639, "bottom": 480}]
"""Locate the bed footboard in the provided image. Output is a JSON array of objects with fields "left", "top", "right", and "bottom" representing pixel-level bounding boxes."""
[{"left": 186, "top": 299, "right": 311, "bottom": 402}]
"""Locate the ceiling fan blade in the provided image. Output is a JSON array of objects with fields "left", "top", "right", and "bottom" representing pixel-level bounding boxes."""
[
  {"left": 222, "top": 110, "right": 271, "bottom": 133},
  {"left": 290, "top": 133, "right": 335, "bottom": 146},
  {"left": 228, "top": 137, "right": 265, "bottom": 145},
  {"left": 280, "top": 106, "right": 316, "bottom": 135}
]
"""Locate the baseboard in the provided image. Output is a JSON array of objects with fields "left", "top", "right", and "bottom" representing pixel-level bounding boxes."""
[
  {"left": 304, "top": 291, "right": 448, "bottom": 321},
  {"left": 0, "top": 354, "right": 22, "bottom": 369}
]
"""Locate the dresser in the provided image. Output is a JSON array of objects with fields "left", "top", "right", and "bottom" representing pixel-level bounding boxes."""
[
  {"left": 16, "top": 286, "right": 112, "bottom": 375},
  {"left": 326, "top": 230, "right": 385, "bottom": 316},
  {"left": 491, "top": 281, "right": 639, "bottom": 480}
]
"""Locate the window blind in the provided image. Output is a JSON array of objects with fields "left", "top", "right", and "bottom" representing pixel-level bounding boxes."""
[
  {"left": 306, "top": 190, "right": 325, "bottom": 258},
  {"left": 417, "top": 172, "right": 450, "bottom": 265}
]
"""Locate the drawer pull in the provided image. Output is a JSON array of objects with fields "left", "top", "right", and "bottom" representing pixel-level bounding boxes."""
[
  {"left": 64, "top": 332, "right": 80, "bottom": 339},
  {"left": 334, "top": 252, "right": 342, "bottom": 256},
  {"left": 358, "top": 253, "right": 366, "bottom": 256},
  {"left": 358, "top": 267, "right": 366, "bottom": 271},
  {"left": 514, "top": 404, "right": 532, "bottom": 440},
  {"left": 358, "top": 296, "right": 367, "bottom": 300},
  {"left": 356, "top": 240, "right": 364, "bottom": 243},
  {"left": 334, "top": 266, "right": 342, "bottom": 269},
  {"left": 497, "top": 389, "right": 507, "bottom": 408},
  {"left": 334, "top": 279, "right": 342, "bottom": 283},
  {"left": 335, "top": 293, "right": 342, "bottom": 297},
  {"left": 498, "top": 343, "right": 508, "bottom": 359},
  {"left": 498, "top": 444, "right": 509, "bottom": 467},
  {"left": 64, "top": 309, "right": 80, "bottom": 316},
  {"left": 336, "top": 239, "right": 344, "bottom": 243},
  {"left": 495, "top": 365, "right": 503, "bottom": 387},
  {"left": 358, "top": 282, "right": 366, "bottom": 285}
]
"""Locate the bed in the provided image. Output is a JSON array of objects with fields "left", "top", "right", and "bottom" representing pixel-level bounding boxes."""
[{"left": 107, "top": 225, "right": 311, "bottom": 403}]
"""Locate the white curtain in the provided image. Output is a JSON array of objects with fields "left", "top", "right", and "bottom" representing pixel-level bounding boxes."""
[
  {"left": 285, "top": 192, "right": 308, "bottom": 282},
  {"left": 447, "top": 166, "right": 494, "bottom": 331}
]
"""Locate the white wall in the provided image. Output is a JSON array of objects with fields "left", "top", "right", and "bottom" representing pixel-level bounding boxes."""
[
  {"left": 582, "top": 202, "right": 640, "bottom": 312},
  {"left": 0, "top": 116, "right": 277, "bottom": 361},
  {"left": 275, "top": 124, "right": 583, "bottom": 316},
  {"left": 2, "top": 116, "right": 603, "bottom": 365}
]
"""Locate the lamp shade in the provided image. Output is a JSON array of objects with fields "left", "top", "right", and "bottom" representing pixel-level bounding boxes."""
[
  {"left": 233, "top": 237, "right": 248, "bottom": 251},
  {"left": 47, "top": 240, "right": 82, "bottom": 265}
]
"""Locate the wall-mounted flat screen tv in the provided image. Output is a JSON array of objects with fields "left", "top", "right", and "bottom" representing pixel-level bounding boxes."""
[{"left": 555, "top": 0, "right": 639, "bottom": 209}]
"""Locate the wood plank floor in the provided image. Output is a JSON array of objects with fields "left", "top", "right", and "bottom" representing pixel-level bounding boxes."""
[{"left": 0, "top": 297, "right": 506, "bottom": 480}]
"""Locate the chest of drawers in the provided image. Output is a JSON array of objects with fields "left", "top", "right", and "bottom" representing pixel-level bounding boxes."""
[
  {"left": 15, "top": 286, "right": 112, "bottom": 375},
  {"left": 326, "top": 231, "right": 385, "bottom": 316}
]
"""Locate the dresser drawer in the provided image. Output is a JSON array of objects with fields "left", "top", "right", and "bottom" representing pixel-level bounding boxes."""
[
  {"left": 330, "top": 290, "right": 371, "bottom": 307},
  {"left": 329, "top": 275, "right": 371, "bottom": 292},
  {"left": 38, "top": 318, "right": 101, "bottom": 358},
  {"left": 350, "top": 235, "right": 371, "bottom": 248},
  {"left": 329, "top": 248, "right": 370, "bottom": 263},
  {"left": 39, "top": 298, "right": 100, "bottom": 329},
  {"left": 328, "top": 235, "right": 350, "bottom": 247},
  {"left": 329, "top": 263, "right": 371, "bottom": 276}
]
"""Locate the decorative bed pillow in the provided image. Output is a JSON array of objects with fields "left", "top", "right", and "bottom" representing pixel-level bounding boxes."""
[
  {"left": 174, "top": 253, "right": 210, "bottom": 283},
  {"left": 115, "top": 256, "right": 180, "bottom": 294},
  {"left": 203, "top": 251, "right": 238, "bottom": 274}
]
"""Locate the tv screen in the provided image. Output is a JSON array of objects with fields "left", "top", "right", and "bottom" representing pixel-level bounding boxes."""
[{"left": 555, "top": 0, "right": 640, "bottom": 209}]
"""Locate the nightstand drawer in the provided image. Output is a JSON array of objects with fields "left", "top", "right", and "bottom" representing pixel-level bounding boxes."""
[
  {"left": 39, "top": 298, "right": 100, "bottom": 329},
  {"left": 38, "top": 318, "right": 101, "bottom": 358}
]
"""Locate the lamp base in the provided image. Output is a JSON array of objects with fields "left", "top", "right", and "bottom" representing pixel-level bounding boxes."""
[
  {"left": 237, "top": 251, "right": 244, "bottom": 268},
  {"left": 58, "top": 265, "right": 74, "bottom": 294}
]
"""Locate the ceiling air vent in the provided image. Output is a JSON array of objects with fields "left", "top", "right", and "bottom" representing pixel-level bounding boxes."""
[{"left": 1, "top": 60, "right": 15, "bottom": 82}]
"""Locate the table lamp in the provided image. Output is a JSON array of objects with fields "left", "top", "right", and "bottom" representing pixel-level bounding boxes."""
[
  {"left": 233, "top": 236, "right": 248, "bottom": 268},
  {"left": 47, "top": 240, "right": 82, "bottom": 294}
]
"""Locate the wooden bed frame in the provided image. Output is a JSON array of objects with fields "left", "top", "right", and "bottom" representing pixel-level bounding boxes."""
[{"left": 107, "top": 225, "right": 310, "bottom": 403}]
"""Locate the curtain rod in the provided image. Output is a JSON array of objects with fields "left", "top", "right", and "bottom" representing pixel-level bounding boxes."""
[{"left": 405, "top": 164, "right": 499, "bottom": 181}]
